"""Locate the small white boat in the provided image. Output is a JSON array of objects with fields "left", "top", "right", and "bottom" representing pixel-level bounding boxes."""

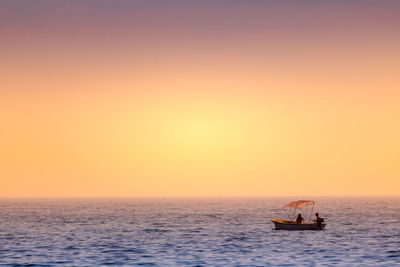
[
  {"left": 271, "top": 219, "right": 326, "bottom": 230},
  {"left": 271, "top": 200, "right": 326, "bottom": 230}
]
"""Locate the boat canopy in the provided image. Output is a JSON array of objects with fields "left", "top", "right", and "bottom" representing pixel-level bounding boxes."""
[{"left": 283, "top": 200, "right": 315, "bottom": 209}]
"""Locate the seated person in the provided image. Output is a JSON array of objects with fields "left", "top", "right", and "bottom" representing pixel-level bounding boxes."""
[
  {"left": 315, "top": 213, "right": 324, "bottom": 229},
  {"left": 296, "top": 213, "right": 304, "bottom": 224}
]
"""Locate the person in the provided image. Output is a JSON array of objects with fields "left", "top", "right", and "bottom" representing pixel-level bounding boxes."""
[
  {"left": 296, "top": 213, "right": 304, "bottom": 224},
  {"left": 315, "top": 213, "right": 324, "bottom": 229}
]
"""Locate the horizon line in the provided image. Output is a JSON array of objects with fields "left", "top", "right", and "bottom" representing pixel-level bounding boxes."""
[{"left": 1, "top": 195, "right": 399, "bottom": 199}]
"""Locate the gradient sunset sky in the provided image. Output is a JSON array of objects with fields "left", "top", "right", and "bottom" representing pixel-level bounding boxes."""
[{"left": 1, "top": 0, "right": 399, "bottom": 197}]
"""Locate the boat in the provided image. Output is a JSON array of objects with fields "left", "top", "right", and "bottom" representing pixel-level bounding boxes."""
[
  {"left": 271, "top": 200, "right": 326, "bottom": 230},
  {"left": 271, "top": 219, "right": 326, "bottom": 230}
]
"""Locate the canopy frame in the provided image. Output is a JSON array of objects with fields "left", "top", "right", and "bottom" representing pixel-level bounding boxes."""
[{"left": 282, "top": 200, "right": 315, "bottom": 222}]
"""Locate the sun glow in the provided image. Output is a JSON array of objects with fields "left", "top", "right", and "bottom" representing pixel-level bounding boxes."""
[{"left": 1, "top": 1, "right": 400, "bottom": 197}]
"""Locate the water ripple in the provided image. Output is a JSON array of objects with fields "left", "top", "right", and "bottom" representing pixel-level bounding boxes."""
[{"left": 0, "top": 198, "right": 399, "bottom": 266}]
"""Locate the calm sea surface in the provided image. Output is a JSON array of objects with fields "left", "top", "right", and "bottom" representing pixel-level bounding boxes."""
[{"left": 0, "top": 198, "right": 399, "bottom": 266}]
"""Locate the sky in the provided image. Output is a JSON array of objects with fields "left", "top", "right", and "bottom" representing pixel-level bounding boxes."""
[{"left": 1, "top": 0, "right": 399, "bottom": 197}]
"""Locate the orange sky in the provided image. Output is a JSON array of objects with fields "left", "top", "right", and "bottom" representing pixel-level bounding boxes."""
[{"left": 1, "top": 1, "right": 399, "bottom": 197}]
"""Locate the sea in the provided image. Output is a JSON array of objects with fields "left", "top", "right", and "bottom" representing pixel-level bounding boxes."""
[{"left": 0, "top": 198, "right": 399, "bottom": 266}]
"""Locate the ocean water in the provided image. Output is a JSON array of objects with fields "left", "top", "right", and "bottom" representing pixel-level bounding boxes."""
[{"left": 0, "top": 198, "right": 399, "bottom": 266}]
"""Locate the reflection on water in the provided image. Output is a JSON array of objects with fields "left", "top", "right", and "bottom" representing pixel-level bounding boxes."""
[{"left": 0, "top": 198, "right": 399, "bottom": 266}]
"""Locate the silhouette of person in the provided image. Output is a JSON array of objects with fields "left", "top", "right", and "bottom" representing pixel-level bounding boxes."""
[
  {"left": 296, "top": 213, "right": 304, "bottom": 224},
  {"left": 315, "top": 212, "right": 324, "bottom": 229}
]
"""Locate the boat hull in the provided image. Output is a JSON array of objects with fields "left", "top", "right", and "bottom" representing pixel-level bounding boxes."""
[{"left": 271, "top": 219, "right": 326, "bottom": 230}]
